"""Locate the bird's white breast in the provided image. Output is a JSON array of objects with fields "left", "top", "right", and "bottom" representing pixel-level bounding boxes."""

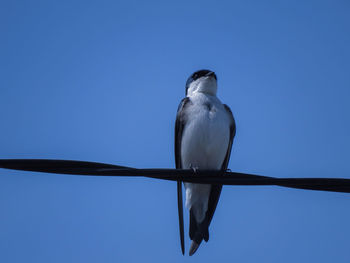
[{"left": 181, "top": 93, "right": 231, "bottom": 222}]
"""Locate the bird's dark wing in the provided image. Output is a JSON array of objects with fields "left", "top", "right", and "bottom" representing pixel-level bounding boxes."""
[
  {"left": 221, "top": 105, "right": 236, "bottom": 170},
  {"left": 175, "top": 97, "right": 191, "bottom": 255},
  {"left": 191, "top": 104, "right": 236, "bottom": 247}
]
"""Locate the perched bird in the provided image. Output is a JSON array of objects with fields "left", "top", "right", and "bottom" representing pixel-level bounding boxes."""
[{"left": 175, "top": 69, "right": 236, "bottom": 256}]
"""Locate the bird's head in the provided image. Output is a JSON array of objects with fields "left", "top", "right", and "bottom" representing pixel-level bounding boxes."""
[{"left": 185, "top": 69, "right": 217, "bottom": 96}]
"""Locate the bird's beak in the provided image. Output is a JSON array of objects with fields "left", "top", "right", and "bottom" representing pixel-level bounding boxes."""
[{"left": 206, "top": 71, "right": 216, "bottom": 80}]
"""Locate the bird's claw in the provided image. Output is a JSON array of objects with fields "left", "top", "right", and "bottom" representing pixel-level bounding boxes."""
[{"left": 189, "top": 164, "right": 199, "bottom": 174}]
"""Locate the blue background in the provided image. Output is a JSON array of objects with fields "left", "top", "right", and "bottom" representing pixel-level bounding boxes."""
[{"left": 1, "top": 1, "right": 350, "bottom": 262}]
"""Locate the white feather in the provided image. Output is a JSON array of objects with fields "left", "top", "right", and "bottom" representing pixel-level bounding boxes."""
[{"left": 181, "top": 79, "right": 231, "bottom": 223}]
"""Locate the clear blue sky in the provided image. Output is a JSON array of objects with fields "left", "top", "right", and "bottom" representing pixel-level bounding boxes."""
[{"left": 1, "top": 1, "right": 350, "bottom": 262}]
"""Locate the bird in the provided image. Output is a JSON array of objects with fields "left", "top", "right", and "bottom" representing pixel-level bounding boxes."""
[{"left": 175, "top": 69, "right": 236, "bottom": 256}]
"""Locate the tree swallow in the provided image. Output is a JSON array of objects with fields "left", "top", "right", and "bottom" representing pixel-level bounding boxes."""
[{"left": 175, "top": 70, "right": 236, "bottom": 255}]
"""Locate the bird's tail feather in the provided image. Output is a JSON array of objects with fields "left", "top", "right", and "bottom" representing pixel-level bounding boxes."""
[
  {"left": 188, "top": 185, "right": 222, "bottom": 255},
  {"left": 189, "top": 209, "right": 210, "bottom": 255},
  {"left": 189, "top": 240, "right": 201, "bottom": 256}
]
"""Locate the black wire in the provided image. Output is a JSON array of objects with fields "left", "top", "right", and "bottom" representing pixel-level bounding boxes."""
[{"left": 0, "top": 159, "right": 350, "bottom": 193}]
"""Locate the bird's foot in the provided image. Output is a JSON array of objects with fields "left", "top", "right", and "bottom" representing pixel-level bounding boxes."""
[{"left": 189, "top": 164, "right": 199, "bottom": 174}]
